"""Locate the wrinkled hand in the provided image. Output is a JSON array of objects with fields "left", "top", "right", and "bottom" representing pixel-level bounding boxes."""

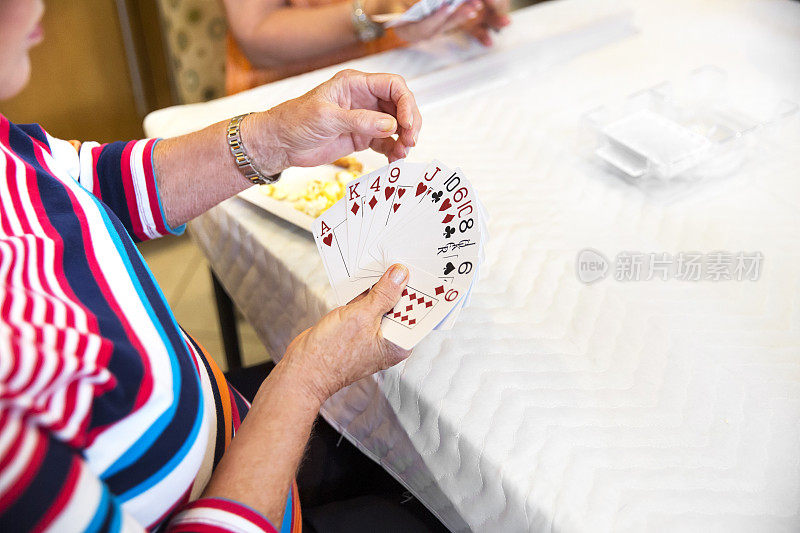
[
  {"left": 283, "top": 265, "right": 411, "bottom": 404},
  {"left": 247, "top": 70, "right": 421, "bottom": 172}
]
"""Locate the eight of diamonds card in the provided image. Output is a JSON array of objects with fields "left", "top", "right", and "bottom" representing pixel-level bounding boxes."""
[{"left": 313, "top": 159, "right": 486, "bottom": 349}]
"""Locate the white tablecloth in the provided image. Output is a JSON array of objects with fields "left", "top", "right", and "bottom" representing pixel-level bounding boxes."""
[{"left": 144, "top": 1, "right": 800, "bottom": 531}]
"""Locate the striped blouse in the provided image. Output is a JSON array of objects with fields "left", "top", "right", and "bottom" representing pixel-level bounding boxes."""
[{"left": 0, "top": 115, "right": 301, "bottom": 532}]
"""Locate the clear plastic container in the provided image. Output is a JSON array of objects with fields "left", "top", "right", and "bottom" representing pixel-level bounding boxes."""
[{"left": 582, "top": 66, "right": 798, "bottom": 197}]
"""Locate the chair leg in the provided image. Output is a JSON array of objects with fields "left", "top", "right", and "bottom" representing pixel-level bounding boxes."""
[{"left": 211, "top": 269, "right": 243, "bottom": 370}]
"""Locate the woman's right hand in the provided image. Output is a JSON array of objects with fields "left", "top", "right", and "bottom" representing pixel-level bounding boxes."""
[
  {"left": 366, "top": 0, "right": 485, "bottom": 43},
  {"left": 203, "top": 264, "right": 410, "bottom": 525},
  {"left": 281, "top": 264, "right": 412, "bottom": 404},
  {"left": 462, "top": 0, "right": 511, "bottom": 46}
]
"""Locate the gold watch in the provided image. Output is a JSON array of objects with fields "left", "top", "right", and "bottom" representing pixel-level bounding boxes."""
[{"left": 227, "top": 113, "right": 281, "bottom": 185}]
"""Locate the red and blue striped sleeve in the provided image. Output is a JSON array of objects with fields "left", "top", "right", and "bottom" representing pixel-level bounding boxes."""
[
  {"left": 73, "top": 137, "right": 185, "bottom": 242},
  {"left": 168, "top": 498, "right": 281, "bottom": 533},
  {"left": 0, "top": 413, "right": 280, "bottom": 533},
  {"left": 12, "top": 125, "right": 181, "bottom": 242}
]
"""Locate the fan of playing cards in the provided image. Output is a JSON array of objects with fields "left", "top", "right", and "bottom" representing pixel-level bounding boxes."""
[{"left": 313, "top": 160, "right": 487, "bottom": 349}]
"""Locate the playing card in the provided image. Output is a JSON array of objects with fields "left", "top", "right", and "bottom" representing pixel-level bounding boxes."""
[
  {"left": 364, "top": 160, "right": 447, "bottom": 266},
  {"left": 435, "top": 273, "right": 475, "bottom": 330},
  {"left": 344, "top": 174, "right": 368, "bottom": 277},
  {"left": 343, "top": 168, "right": 386, "bottom": 279},
  {"left": 384, "top": 160, "right": 446, "bottom": 225},
  {"left": 353, "top": 161, "right": 424, "bottom": 276},
  {"left": 380, "top": 267, "right": 464, "bottom": 350},
  {"left": 434, "top": 180, "right": 487, "bottom": 330},
  {"left": 355, "top": 166, "right": 388, "bottom": 269},
  {"left": 313, "top": 199, "right": 379, "bottom": 305},
  {"left": 360, "top": 160, "right": 428, "bottom": 269},
  {"left": 313, "top": 200, "right": 348, "bottom": 301}
]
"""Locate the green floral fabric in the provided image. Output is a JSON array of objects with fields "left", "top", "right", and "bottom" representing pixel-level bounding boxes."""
[{"left": 157, "top": 0, "right": 227, "bottom": 103}]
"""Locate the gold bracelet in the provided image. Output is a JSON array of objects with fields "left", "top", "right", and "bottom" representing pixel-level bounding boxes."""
[{"left": 227, "top": 113, "right": 281, "bottom": 185}]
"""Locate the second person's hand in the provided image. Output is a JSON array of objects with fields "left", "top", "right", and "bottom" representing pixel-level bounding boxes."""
[
  {"left": 389, "top": 1, "right": 484, "bottom": 44},
  {"left": 464, "top": 0, "right": 510, "bottom": 46}
]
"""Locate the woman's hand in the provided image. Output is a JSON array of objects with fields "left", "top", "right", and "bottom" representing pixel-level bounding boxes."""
[
  {"left": 153, "top": 70, "right": 420, "bottom": 232},
  {"left": 281, "top": 264, "right": 412, "bottom": 404},
  {"left": 202, "top": 265, "right": 409, "bottom": 525},
  {"left": 463, "top": 0, "right": 511, "bottom": 46},
  {"left": 245, "top": 69, "right": 422, "bottom": 170},
  {"left": 391, "top": 1, "right": 484, "bottom": 43},
  {"left": 366, "top": 0, "right": 483, "bottom": 44},
  {"left": 365, "top": 0, "right": 509, "bottom": 46}
]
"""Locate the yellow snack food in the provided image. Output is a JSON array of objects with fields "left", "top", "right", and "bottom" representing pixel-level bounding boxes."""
[
  {"left": 258, "top": 160, "right": 364, "bottom": 218},
  {"left": 332, "top": 156, "right": 364, "bottom": 173}
]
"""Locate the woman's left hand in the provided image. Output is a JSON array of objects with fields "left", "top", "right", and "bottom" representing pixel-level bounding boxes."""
[{"left": 246, "top": 69, "right": 422, "bottom": 170}]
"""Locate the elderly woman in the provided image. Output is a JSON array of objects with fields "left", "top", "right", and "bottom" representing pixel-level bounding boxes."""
[
  {"left": 0, "top": 1, "right": 427, "bottom": 531},
  {"left": 224, "top": 0, "right": 511, "bottom": 93}
]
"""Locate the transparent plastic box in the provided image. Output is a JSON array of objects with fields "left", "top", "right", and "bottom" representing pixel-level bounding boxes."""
[{"left": 582, "top": 66, "right": 798, "bottom": 197}]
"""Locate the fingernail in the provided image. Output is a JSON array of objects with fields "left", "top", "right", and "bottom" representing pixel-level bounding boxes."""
[
  {"left": 413, "top": 131, "right": 419, "bottom": 144},
  {"left": 389, "top": 264, "right": 408, "bottom": 285},
  {"left": 407, "top": 115, "right": 413, "bottom": 129},
  {"left": 377, "top": 118, "right": 395, "bottom": 132},
  {"left": 468, "top": 10, "right": 478, "bottom": 18}
]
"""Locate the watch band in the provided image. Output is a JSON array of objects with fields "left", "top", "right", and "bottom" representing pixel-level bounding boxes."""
[
  {"left": 227, "top": 113, "right": 281, "bottom": 185},
  {"left": 352, "top": 0, "right": 384, "bottom": 42}
]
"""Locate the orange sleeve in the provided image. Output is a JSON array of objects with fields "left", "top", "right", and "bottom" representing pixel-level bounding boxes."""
[{"left": 225, "top": 25, "right": 407, "bottom": 95}]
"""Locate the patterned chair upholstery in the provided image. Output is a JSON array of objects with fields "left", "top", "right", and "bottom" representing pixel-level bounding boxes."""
[{"left": 155, "top": 0, "right": 227, "bottom": 104}]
